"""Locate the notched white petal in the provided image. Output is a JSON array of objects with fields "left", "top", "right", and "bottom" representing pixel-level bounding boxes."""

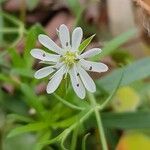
[
  {"left": 46, "top": 66, "right": 66, "bottom": 94},
  {"left": 30, "top": 49, "right": 60, "bottom": 62},
  {"left": 80, "top": 59, "right": 108, "bottom": 73},
  {"left": 72, "top": 27, "right": 83, "bottom": 51},
  {"left": 59, "top": 24, "right": 70, "bottom": 49},
  {"left": 38, "top": 34, "right": 65, "bottom": 55},
  {"left": 34, "top": 66, "right": 55, "bottom": 79},
  {"left": 78, "top": 48, "right": 102, "bottom": 59},
  {"left": 77, "top": 64, "right": 96, "bottom": 93},
  {"left": 69, "top": 65, "right": 86, "bottom": 99}
]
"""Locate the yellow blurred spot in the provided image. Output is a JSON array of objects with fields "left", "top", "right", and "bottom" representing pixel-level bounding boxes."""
[
  {"left": 111, "top": 86, "right": 140, "bottom": 112},
  {"left": 116, "top": 132, "right": 150, "bottom": 150}
]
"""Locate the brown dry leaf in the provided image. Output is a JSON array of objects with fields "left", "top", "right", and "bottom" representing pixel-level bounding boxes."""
[
  {"left": 4, "top": 0, "right": 23, "bottom": 12},
  {"left": 85, "top": 2, "right": 101, "bottom": 25},
  {"left": 45, "top": 11, "right": 74, "bottom": 41}
]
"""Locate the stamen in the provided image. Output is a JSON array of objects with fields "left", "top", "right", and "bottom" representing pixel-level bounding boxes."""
[
  {"left": 43, "top": 53, "right": 46, "bottom": 57},
  {"left": 89, "top": 66, "right": 92, "bottom": 70},
  {"left": 77, "top": 73, "right": 79, "bottom": 76}
]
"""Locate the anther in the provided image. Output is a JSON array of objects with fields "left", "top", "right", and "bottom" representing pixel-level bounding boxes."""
[{"left": 77, "top": 73, "right": 79, "bottom": 76}]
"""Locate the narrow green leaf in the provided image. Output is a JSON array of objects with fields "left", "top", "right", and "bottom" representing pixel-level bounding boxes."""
[
  {"left": 0, "top": 74, "right": 16, "bottom": 84},
  {"left": 79, "top": 34, "right": 95, "bottom": 53},
  {"left": 20, "top": 83, "right": 45, "bottom": 114},
  {"left": 99, "top": 69, "right": 124, "bottom": 110},
  {"left": 7, "top": 122, "right": 49, "bottom": 138},
  {"left": 93, "top": 29, "right": 137, "bottom": 61},
  {"left": 102, "top": 112, "right": 150, "bottom": 129},
  {"left": 34, "top": 131, "right": 51, "bottom": 150},
  {"left": 8, "top": 47, "right": 24, "bottom": 67},
  {"left": 96, "top": 57, "right": 150, "bottom": 93},
  {"left": 53, "top": 115, "right": 77, "bottom": 128},
  {"left": 66, "top": 0, "right": 82, "bottom": 16},
  {"left": 11, "top": 68, "right": 34, "bottom": 78},
  {"left": 7, "top": 114, "right": 34, "bottom": 123},
  {"left": 24, "top": 24, "right": 45, "bottom": 68}
]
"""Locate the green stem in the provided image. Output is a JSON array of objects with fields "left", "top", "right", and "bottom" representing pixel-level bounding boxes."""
[
  {"left": 53, "top": 93, "right": 85, "bottom": 111},
  {"left": 40, "top": 108, "right": 93, "bottom": 146},
  {"left": 88, "top": 93, "right": 108, "bottom": 150},
  {"left": 0, "top": 28, "right": 19, "bottom": 33}
]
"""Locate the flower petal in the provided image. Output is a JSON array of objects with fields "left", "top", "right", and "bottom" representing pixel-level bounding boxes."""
[
  {"left": 46, "top": 66, "right": 66, "bottom": 94},
  {"left": 59, "top": 24, "right": 70, "bottom": 49},
  {"left": 78, "top": 48, "right": 101, "bottom": 59},
  {"left": 34, "top": 66, "right": 55, "bottom": 79},
  {"left": 80, "top": 59, "right": 108, "bottom": 73},
  {"left": 77, "top": 64, "right": 96, "bottom": 93},
  {"left": 69, "top": 65, "right": 86, "bottom": 99},
  {"left": 72, "top": 27, "right": 83, "bottom": 51},
  {"left": 30, "top": 49, "right": 60, "bottom": 62},
  {"left": 38, "top": 34, "right": 65, "bottom": 55}
]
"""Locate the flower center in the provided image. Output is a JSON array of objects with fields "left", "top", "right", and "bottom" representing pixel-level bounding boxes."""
[{"left": 62, "top": 51, "right": 77, "bottom": 67}]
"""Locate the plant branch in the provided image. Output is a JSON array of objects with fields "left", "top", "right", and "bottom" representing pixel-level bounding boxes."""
[
  {"left": 53, "top": 93, "right": 85, "bottom": 111},
  {"left": 88, "top": 93, "right": 108, "bottom": 150}
]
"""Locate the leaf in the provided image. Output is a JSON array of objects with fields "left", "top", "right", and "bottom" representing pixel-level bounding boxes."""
[
  {"left": 99, "top": 69, "right": 124, "bottom": 110},
  {"left": 102, "top": 112, "right": 150, "bottom": 129},
  {"left": 4, "top": 134, "right": 36, "bottom": 150},
  {"left": 11, "top": 68, "right": 34, "bottom": 78},
  {"left": 24, "top": 24, "right": 45, "bottom": 68},
  {"left": 66, "top": 0, "right": 82, "bottom": 16},
  {"left": 20, "top": 83, "right": 45, "bottom": 114},
  {"left": 7, "top": 122, "right": 49, "bottom": 138},
  {"left": 34, "top": 131, "right": 51, "bottom": 150},
  {"left": 92, "top": 29, "right": 137, "bottom": 61},
  {"left": 96, "top": 57, "right": 150, "bottom": 93},
  {"left": 79, "top": 34, "right": 95, "bottom": 53},
  {"left": 8, "top": 47, "right": 24, "bottom": 68},
  {"left": 7, "top": 114, "right": 34, "bottom": 123},
  {"left": 53, "top": 115, "right": 77, "bottom": 128},
  {"left": 0, "top": 74, "right": 14, "bottom": 84}
]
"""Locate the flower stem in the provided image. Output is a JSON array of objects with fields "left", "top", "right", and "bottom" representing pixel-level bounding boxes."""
[
  {"left": 88, "top": 93, "right": 108, "bottom": 150},
  {"left": 53, "top": 93, "right": 85, "bottom": 111}
]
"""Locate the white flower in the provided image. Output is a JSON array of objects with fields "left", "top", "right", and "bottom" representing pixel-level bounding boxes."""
[{"left": 30, "top": 24, "right": 108, "bottom": 99}]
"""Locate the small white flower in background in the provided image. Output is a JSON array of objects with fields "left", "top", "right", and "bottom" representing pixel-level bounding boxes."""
[{"left": 30, "top": 24, "right": 108, "bottom": 99}]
